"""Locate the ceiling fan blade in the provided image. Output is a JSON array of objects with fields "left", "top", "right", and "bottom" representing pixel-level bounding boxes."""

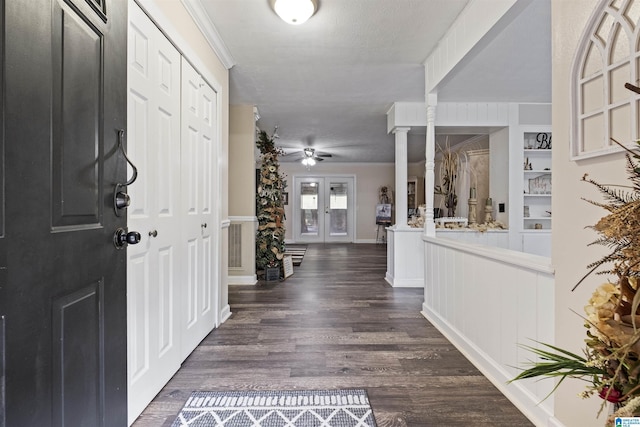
[
  {"left": 313, "top": 156, "right": 325, "bottom": 161},
  {"left": 281, "top": 151, "right": 303, "bottom": 157},
  {"left": 316, "top": 153, "right": 332, "bottom": 157}
]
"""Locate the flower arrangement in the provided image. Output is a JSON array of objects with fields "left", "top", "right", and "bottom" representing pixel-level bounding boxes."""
[
  {"left": 511, "top": 139, "right": 640, "bottom": 426},
  {"left": 255, "top": 129, "right": 286, "bottom": 273}
]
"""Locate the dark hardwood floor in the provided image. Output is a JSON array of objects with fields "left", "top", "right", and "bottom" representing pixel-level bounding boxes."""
[{"left": 133, "top": 243, "right": 533, "bottom": 427}]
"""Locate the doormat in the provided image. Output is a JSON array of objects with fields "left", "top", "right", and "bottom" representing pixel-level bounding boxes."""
[
  {"left": 171, "top": 389, "right": 377, "bottom": 427},
  {"left": 283, "top": 245, "right": 307, "bottom": 266}
]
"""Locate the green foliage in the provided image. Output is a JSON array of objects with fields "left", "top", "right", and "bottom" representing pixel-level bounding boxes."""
[
  {"left": 255, "top": 130, "right": 286, "bottom": 272},
  {"left": 510, "top": 341, "right": 606, "bottom": 401}
]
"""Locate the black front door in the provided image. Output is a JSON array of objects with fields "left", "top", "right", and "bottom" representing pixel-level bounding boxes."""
[{"left": 1, "top": 0, "right": 128, "bottom": 425}]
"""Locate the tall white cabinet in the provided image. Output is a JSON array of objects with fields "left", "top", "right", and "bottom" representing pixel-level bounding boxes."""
[{"left": 126, "top": 2, "right": 219, "bottom": 423}]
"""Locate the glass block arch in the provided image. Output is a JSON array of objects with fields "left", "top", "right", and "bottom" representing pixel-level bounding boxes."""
[{"left": 571, "top": 0, "right": 640, "bottom": 159}]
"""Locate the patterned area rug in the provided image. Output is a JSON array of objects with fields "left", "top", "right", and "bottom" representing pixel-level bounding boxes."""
[
  {"left": 283, "top": 245, "right": 307, "bottom": 266},
  {"left": 171, "top": 389, "right": 377, "bottom": 427}
]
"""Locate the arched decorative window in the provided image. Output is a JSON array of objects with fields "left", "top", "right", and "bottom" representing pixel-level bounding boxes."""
[{"left": 571, "top": 0, "right": 640, "bottom": 159}]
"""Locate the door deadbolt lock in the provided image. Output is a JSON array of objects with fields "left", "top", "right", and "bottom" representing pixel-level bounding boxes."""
[
  {"left": 113, "top": 228, "right": 141, "bottom": 249},
  {"left": 114, "top": 191, "right": 131, "bottom": 210}
]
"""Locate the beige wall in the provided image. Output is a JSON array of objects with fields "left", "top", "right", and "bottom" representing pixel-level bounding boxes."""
[
  {"left": 229, "top": 105, "right": 256, "bottom": 216},
  {"left": 279, "top": 162, "right": 397, "bottom": 242},
  {"left": 408, "top": 161, "right": 425, "bottom": 180},
  {"left": 228, "top": 105, "right": 257, "bottom": 282},
  {"left": 553, "top": 1, "right": 628, "bottom": 425},
  {"left": 489, "top": 129, "right": 509, "bottom": 225}
]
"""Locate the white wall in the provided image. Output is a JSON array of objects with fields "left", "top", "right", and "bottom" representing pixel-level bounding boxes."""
[{"left": 553, "top": 1, "right": 627, "bottom": 425}]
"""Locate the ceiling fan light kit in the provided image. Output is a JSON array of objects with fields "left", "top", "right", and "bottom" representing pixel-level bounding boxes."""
[
  {"left": 301, "top": 157, "right": 316, "bottom": 167},
  {"left": 281, "top": 143, "right": 333, "bottom": 167},
  {"left": 272, "top": 0, "right": 317, "bottom": 25}
]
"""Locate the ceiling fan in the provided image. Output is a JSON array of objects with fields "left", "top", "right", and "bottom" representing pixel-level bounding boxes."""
[
  {"left": 282, "top": 147, "right": 333, "bottom": 166},
  {"left": 301, "top": 147, "right": 332, "bottom": 166}
]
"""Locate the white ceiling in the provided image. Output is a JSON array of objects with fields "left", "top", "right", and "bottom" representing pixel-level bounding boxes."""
[{"left": 198, "top": 0, "right": 551, "bottom": 163}]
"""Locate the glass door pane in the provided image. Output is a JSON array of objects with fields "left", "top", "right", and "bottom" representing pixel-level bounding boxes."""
[
  {"left": 300, "top": 181, "right": 319, "bottom": 236},
  {"left": 328, "top": 182, "right": 348, "bottom": 236}
]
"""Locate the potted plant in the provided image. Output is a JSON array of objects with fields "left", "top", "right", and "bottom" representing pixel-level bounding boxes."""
[{"left": 255, "top": 129, "right": 286, "bottom": 280}]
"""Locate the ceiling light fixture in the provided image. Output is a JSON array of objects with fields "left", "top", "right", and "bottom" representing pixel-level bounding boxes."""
[
  {"left": 301, "top": 157, "right": 316, "bottom": 167},
  {"left": 272, "top": 0, "right": 317, "bottom": 25}
]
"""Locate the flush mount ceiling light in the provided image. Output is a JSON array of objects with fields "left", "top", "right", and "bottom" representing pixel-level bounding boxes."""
[{"left": 272, "top": 0, "right": 318, "bottom": 25}]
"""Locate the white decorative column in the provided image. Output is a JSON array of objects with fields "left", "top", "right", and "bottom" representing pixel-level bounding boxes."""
[
  {"left": 424, "top": 93, "right": 437, "bottom": 237},
  {"left": 393, "top": 127, "right": 410, "bottom": 229}
]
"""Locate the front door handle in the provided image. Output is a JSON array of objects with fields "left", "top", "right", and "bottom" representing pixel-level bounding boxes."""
[
  {"left": 113, "top": 129, "right": 138, "bottom": 217},
  {"left": 113, "top": 228, "right": 141, "bottom": 249}
]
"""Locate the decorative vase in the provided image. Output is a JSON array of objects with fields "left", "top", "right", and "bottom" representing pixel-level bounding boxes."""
[{"left": 468, "top": 198, "right": 477, "bottom": 225}]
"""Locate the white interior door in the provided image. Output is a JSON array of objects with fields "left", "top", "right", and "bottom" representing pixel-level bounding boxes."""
[
  {"left": 294, "top": 176, "right": 354, "bottom": 243},
  {"left": 180, "top": 57, "right": 218, "bottom": 360},
  {"left": 126, "top": 2, "right": 182, "bottom": 423}
]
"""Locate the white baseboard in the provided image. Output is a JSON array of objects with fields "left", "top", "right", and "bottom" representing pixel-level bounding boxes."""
[
  {"left": 228, "top": 275, "right": 257, "bottom": 285},
  {"left": 547, "top": 417, "right": 566, "bottom": 427},
  {"left": 384, "top": 273, "right": 423, "bottom": 288},
  {"left": 219, "top": 304, "right": 232, "bottom": 325}
]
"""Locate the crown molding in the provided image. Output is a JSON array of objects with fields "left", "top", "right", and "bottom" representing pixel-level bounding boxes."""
[{"left": 181, "top": 0, "right": 236, "bottom": 70}]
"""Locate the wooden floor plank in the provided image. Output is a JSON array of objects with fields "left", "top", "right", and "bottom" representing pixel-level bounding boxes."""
[{"left": 132, "top": 243, "right": 533, "bottom": 427}]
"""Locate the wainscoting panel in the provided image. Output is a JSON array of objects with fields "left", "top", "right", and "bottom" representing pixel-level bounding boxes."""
[
  {"left": 422, "top": 236, "right": 556, "bottom": 427},
  {"left": 228, "top": 217, "right": 257, "bottom": 285},
  {"left": 229, "top": 223, "right": 242, "bottom": 268}
]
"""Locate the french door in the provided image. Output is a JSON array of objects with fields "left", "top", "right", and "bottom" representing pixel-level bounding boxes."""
[{"left": 293, "top": 176, "right": 355, "bottom": 243}]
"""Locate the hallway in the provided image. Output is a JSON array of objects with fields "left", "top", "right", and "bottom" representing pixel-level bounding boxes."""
[{"left": 132, "top": 244, "right": 532, "bottom": 426}]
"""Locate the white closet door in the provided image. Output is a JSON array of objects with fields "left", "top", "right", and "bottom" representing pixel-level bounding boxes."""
[
  {"left": 180, "top": 57, "right": 218, "bottom": 360},
  {"left": 126, "top": 2, "right": 182, "bottom": 423}
]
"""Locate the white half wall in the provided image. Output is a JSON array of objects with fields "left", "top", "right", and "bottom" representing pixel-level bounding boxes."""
[
  {"left": 386, "top": 228, "right": 425, "bottom": 287},
  {"left": 422, "top": 236, "right": 557, "bottom": 427}
]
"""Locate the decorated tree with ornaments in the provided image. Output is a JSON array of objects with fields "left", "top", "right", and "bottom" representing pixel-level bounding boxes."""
[{"left": 255, "top": 130, "right": 286, "bottom": 274}]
